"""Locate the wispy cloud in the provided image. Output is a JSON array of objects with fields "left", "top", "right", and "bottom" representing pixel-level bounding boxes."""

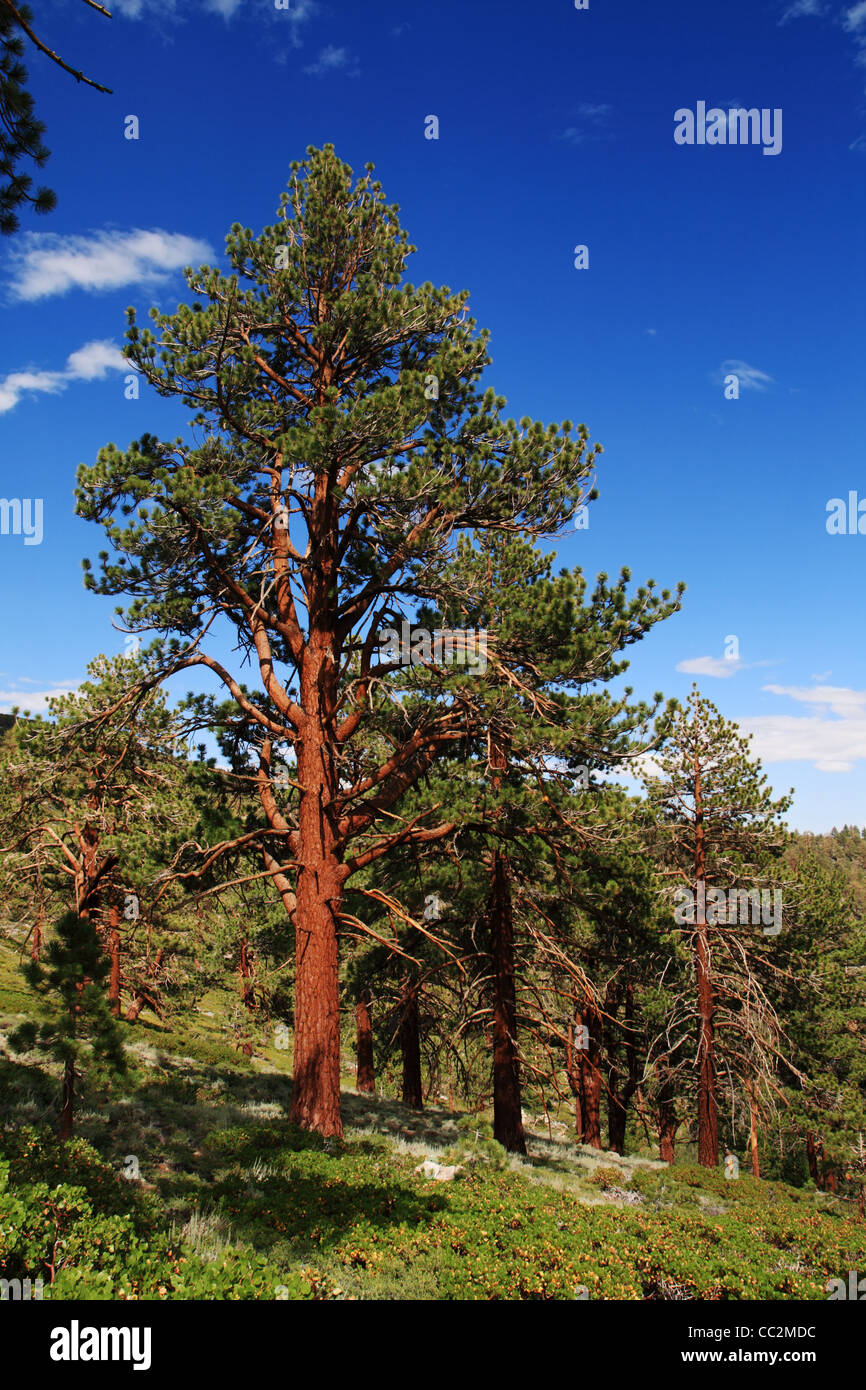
[
  {"left": 303, "top": 45, "right": 359, "bottom": 77},
  {"left": 112, "top": 0, "right": 176, "bottom": 16},
  {"left": 0, "top": 341, "right": 128, "bottom": 415},
  {"left": 843, "top": 1, "right": 866, "bottom": 65},
  {"left": 677, "top": 655, "right": 743, "bottom": 679},
  {"left": 560, "top": 103, "right": 613, "bottom": 146},
  {"left": 778, "top": 0, "right": 824, "bottom": 23},
  {"left": 740, "top": 684, "right": 866, "bottom": 772},
  {"left": 5, "top": 229, "right": 214, "bottom": 303},
  {"left": 713, "top": 358, "right": 774, "bottom": 392},
  {"left": 676, "top": 653, "right": 775, "bottom": 680},
  {"left": 114, "top": 0, "right": 316, "bottom": 22}
]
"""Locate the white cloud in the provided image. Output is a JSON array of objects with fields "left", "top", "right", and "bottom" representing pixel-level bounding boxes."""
[
  {"left": 843, "top": 2, "right": 866, "bottom": 34},
  {"left": 114, "top": 0, "right": 316, "bottom": 20},
  {"left": 739, "top": 684, "right": 866, "bottom": 772},
  {"left": 304, "top": 45, "right": 359, "bottom": 77},
  {"left": 0, "top": 340, "right": 128, "bottom": 416},
  {"left": 6, "top": 229, "right": 214, "bottom": 303},
  {"left": 714, "top": 358, "right": 774, "bottom": 392},
  {"left": 0, "top": 685, "right": 78, "bottom": 715},
  {"left": 762, "top": 683, "right": 866, "bottom": 719},
  {"left": 65, "top": 340, "right": 130, "bottom": 380},
  {"left": 677, "top": 655, "right": 743, "bottom": 679},
  {"left": 779, "top": 0, "right": 824, "bottom": 22}
]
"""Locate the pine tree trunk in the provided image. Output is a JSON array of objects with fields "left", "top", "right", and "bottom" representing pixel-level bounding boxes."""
[
  {"left": 289, "top": 634, "right": 345, "bottom": 1138},
  {"left": 657, "top": 1053, "right": 678, "bottom": 1163},
  {"left": 489, "top": 848, "right": 527, "bottom": 1154},
  {"left": 355, "top": 988, "right": 375, "bottom": 1093},
  {"left": 694, "top": 762, "right": 719, "bottom": 1168},
  {"left": 580, "top": 1003, "right": 603, "bottom": 1149},
  {"left": 566, "top": 1019, "right": 585, "bottom": 1140},
  {"left": 605, "top": 982, "right": 638, "bottom": 1155},
  {"left": 399, "top": 975, "right": 423, "bottom": 1110},
  {"left": 108, "top": 903, "right": 122, "bottom": 1019},
  {"left": 806, "top": 1130, "right": 821, "bottom": 1185},
  {"left": 486, "top": 727, "right": 526, "bottom": 1154},
  {"left": 695, "top": 921, "right": 719, "bottom": 1166},
  {"left": 289, "top": 851, "right": 343, "bottom": 1135}
]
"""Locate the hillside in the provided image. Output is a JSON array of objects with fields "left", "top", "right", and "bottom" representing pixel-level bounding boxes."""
[{"left": 0, "top": 934, "right": 859, "bottom": 1303}]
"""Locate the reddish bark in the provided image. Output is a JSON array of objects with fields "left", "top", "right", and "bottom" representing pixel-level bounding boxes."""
[
  {"left": 399, "top": 975, "right": 423, "bottom": 1110},
  {"left": 287, "top": 631, "right": 345, "bottom": 1139},
  {"left": 30, "top": 916, "right": 42, "bottom": 963},
  {"left": 355, "top": 988, "right": 375, "bottom": 1093},
  {"left": 694, "top": 761, "right": 719, "bottom": 1168}
]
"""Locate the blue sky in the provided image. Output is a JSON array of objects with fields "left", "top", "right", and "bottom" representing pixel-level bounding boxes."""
[{"left": 0, "top": 0, "right": 864, "bottom": 831}]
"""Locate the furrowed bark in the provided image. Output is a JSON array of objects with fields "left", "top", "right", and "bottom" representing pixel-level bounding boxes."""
[{"left": 288, "top": 630, "right": 345, "bottom": 1138}]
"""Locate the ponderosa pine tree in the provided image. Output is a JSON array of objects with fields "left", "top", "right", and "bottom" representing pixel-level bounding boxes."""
[
  {"left": 642, "top": 687, "right": 793, "bottom": 1167},
  {"left": 75, "top": 145, "right": 613, "bottom": 1137}
]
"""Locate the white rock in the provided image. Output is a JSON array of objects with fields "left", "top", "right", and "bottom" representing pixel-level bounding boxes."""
[{"left": 414, "top": 1159, "right": 463, "bottom": 1182}]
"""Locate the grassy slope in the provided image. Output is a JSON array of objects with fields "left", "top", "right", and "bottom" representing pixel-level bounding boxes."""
[{"left": 0, "top": 935, "right": 861, "bottom": 1301}]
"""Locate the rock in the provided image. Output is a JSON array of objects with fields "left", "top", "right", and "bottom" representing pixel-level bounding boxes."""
[{"left": 414, "top": 1159, "right": 463, "bottom": 1182}]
